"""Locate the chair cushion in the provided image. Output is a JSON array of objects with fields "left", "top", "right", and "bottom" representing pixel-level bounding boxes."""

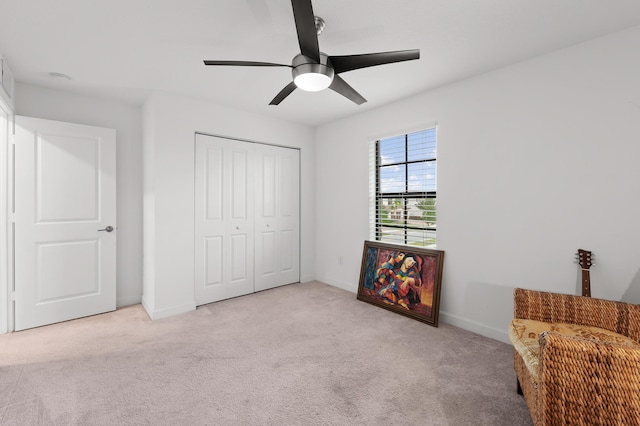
[{"left": 508, "top": 319, "right": 639, "bottom": 382}]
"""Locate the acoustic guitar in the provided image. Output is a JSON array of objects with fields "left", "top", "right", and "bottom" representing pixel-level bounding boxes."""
[{"left": 576, "top": 249, "right": 593, "bottom": 297}]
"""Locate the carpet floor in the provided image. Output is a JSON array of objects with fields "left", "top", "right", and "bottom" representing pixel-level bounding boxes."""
[{"left": 0, "top": 281, "right": 532, "bottom": 425}]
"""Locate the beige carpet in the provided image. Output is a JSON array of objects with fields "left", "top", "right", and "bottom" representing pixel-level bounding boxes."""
[{"left": 0, "top": 281, "right": 532, "bottom": 425}]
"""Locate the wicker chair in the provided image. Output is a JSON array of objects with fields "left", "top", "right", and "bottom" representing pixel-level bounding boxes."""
[{"left": 510, "top": 288, "right": 640, "bottom": 425}]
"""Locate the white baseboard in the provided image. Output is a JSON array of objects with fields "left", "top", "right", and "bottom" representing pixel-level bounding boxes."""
[
  {"left": 439, "top": 310, "right": 510, "bottom": 344},
  {"left": 316, "top": 278, "right": 510, "bottom": 344},
  {"left": 141, "top": 297, "right": 195, "bottom": 321},
  {"left": 315, "top": 276, "right": 357, "bottom": 293}
]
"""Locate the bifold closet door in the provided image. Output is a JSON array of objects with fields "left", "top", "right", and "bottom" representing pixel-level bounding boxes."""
[
  {"left": 254, "top": 144, "right": 300, "bottom": 291},
  {"left": 195, "top": 134, "right": 255, "bottom": 306}
]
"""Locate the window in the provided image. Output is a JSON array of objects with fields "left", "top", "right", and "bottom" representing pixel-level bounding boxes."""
[{"left": 369, "top": 127, "right": 437, "bottom": 248}]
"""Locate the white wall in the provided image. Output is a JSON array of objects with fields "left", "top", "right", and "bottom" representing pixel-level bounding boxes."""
[
  {"left": 142, "top": 91, "right": 315, "bottom": 319},
  {"left": 315, "top": 26, "right": 640, "bottom": 343},
  {"left": 15, "top": 83, "right": 143, "bottom": 308}
]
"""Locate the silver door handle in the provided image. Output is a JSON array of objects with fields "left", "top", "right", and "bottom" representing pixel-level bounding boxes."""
[{"left": 98, "top": 226, "right": 114, "bottom": 232}]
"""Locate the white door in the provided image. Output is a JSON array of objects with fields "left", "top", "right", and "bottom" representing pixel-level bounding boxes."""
[
  {"left": 195, "top": 134, "right": 254, "bottom": 305},
  {"left": 254, "top": 144, "right": 300, "bottom": 291},
  {"left": 14, "top": 116, "right": 116, "bottom": 331}
]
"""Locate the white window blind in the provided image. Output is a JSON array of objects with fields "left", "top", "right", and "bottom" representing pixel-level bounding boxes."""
[{"left": 369, "top": 127, "right": 437, "bottom": 247}]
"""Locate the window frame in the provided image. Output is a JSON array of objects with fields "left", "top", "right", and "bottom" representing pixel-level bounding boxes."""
[{"left": 372, "top": 128, "right": 437, "bottom": 247}]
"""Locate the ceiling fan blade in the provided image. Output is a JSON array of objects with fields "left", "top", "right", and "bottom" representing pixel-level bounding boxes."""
[
  {"left": 204, "top": 60, "right": 291, "bottom": 67},
  {"left": 269, "top": 81, "right": 298, "bottom": 105},
  {"left": 290, "top": 0, "right": 320, "bottom": 62},
  {"left": 329, "top": 75, "right": 367, "bottom": 105},
  {"left": 329, "top": 49, "right": 420, "bottom": 74}
]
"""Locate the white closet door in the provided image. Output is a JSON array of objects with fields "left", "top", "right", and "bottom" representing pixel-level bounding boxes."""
[
  {"left": 195, "top": 134, "right": 255, "bottom": 305},
  {"left": 254, "top": 144, "right": 300, "bottom": 291}
]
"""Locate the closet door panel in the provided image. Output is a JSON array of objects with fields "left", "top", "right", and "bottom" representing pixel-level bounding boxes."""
[
  {"left": 205, "top": 236, "right": 223, "bottom": 286},
  {"left": 227, "top": 147, "right": 253, "bottom": 288},
  {"left": 206, "top": 148, "right": 223, "bottom": 220},
  {"left": 255, "top": 144, "right": 300, "bottom": 291},
  {"left": 195, "top": 134, "right": 254, "bottom": 305},
  {"left": 281, "top": 155, "right": 295, "bottom": 217},
  {"left": 230, "top": 234, "right": 249, "bottom": 282},
  {"left": 254, "top": 147, "right": 277, "bottom": 289},
  {"left": 280, "top": 229, "right": 295, "bottom": 273},
  {"left": 261, "top": 154, "right": 276, "bottom": 217},
  {"left": 277, "top": 148, "right": 300, "bottom": 285},
  {"left": 231, "top": 150, "right": 248, "bottom": 219},
  {"left": 202, "top": 147, "right": 224, "bottom": 289},
  {"left": 260, "top": 231, "right": 276, "bottom": 275}
]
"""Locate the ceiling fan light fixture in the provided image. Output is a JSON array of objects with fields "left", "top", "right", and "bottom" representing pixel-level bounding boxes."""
[
  {"left": 293, "top": 69, "right": 333, "bottom": 92},
  {"left": 292, "top": 53, "right": 334, "bottom": 92}
]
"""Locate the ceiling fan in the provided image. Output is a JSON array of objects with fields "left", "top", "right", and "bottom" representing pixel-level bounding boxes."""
[{"left": 204, "top": 0, "right": 420, "bottom": 105}]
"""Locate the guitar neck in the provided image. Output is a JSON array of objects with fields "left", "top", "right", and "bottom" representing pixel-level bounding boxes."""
[
  {"left": 581, "top": 268, "right": 591, "bottom": 297},
  {"left": 577, "top": 249, "right": 593, "bottom": 297}
]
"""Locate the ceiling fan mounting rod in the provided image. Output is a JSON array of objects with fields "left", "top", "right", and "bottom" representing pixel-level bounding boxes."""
[{"left": 314, "top": 16, "right": 325, "bottom": 36}]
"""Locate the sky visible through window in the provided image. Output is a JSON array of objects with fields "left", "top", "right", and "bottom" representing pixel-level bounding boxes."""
[{"left": 378, "top": 129, "right": 436, "bottom": 193}]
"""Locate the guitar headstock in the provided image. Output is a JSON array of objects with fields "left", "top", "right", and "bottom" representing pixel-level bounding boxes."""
[{"left": 576, "top": 249, "right": 593, "bottom": 270}]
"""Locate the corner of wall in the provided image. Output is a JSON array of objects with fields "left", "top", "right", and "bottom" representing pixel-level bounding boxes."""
[
  {"left": 299, "top": 274, "right": 316, "bottom": 284},
  {"left": 141, "top": 94, "right": 156, "bottom": 310},
  {"left": 141, "top": 297, "right": 195, "bottom": 321},
  {"left": 117, "top": 295, "right": 142, "bottom": 308}
]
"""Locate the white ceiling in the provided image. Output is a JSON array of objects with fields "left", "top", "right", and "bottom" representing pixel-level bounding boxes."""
[{"left": 2, "top": 0, "right": 640, "bottom": 127}]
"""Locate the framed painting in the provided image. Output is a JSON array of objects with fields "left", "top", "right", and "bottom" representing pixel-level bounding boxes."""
[{"left": 357, "top": 240, "right": 444, "bottom": 327}]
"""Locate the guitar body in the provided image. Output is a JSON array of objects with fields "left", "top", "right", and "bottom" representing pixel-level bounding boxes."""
[{"left": 577, "top": 249, "right": 593, "bottom": 297}]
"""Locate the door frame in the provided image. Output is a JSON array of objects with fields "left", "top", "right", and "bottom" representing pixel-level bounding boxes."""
[
  {"left": 193, "top": 131, "right": 301, "bottom": 300},
  {"left": 0, "top": 96, "right": 14, "bottom": 334}
]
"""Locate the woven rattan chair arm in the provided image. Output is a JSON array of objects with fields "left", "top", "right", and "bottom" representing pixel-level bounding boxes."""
[
  {"left": 539, "top": 331, "right": 640, "bottom": 424},
  {"left": 513, "top": 288, "right": 640, "bottom": 340}
]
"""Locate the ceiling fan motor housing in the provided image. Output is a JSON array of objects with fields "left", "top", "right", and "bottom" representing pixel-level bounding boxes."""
[{"left": 291, "top": 53, "right": 334, "bottom": 91}]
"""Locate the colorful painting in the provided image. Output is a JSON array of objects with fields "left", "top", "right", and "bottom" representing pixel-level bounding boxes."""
[{"left": 357, "top": 241, "right": 444, "bottom": 327}]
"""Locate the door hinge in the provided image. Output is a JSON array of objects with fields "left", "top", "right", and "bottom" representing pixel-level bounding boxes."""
[
  {"left": 9, "top": 292, "right": 15, "bottom": 302},
  {"left": 9, "top": 212, "right": 15, "bottom": 223}
]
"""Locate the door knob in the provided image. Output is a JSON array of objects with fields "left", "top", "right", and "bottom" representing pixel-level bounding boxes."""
[{"left": 98, "top": 226, "right": 114, "bottom": 232}]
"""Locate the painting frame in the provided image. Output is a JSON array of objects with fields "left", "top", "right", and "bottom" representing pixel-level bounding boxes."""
[{"left": 357, "top": 240, "right": 444, "bottom": 327}]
